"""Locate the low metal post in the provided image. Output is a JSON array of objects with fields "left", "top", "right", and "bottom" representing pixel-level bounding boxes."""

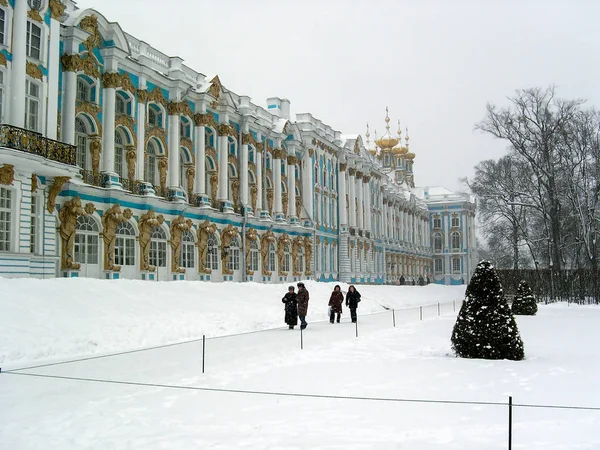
[
  {"left": 392, "top": 309, "right": 396, "bottom": 327},
  {"left": 202, "top": 335, "right": 206, "bottom": 374},
  {"left": 437, "top": 302, "right": 440, "bottom": 316},
  {"left": 301, "top": 327, "right": 304, "bottom": 350},
  {"left": 508, "top": 396, "right": 513, "bottom": 450},
  {"left": 420, "top": 306, "right": 423, "bottom": 320},
  {"left": 453, "top": 300, "right": 456, "bottom": 312},
  {"left": 355, "top": 319, "right": 358, "bottom": 338}
]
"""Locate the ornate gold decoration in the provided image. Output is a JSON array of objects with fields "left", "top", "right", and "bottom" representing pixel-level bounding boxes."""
[
  {"left": 0, "top": 53, "right": 7, "bottom": 68},
  {"left": 116, "top": 114, "right": 136, "bottom": 145},
  {"left": 277, "top": 233, "right": 291, "bottom": 275},
  {"left": 180, "top": 136, "right": 193, "bottom": 153},
  {"left": 303, "top": 236, "right": 313, "bottom": 276},
  {"left": 137, "top": 90, "right": 149, "bottom": 104},
  {"left": 272, "top": 148, "right": 285, "bottom": 160},
  {"left": 354, "top": 139, "right": 360, "bottom": 155},
  {"left": 231, "top": 180, "right": 240, "bottom": 210},
  {"left": 193, "top": 113, "right": 217, "bottom": 128},
  {"left": 126, "top": 146, "right": 136, "bottom": 183},
  {"left": 205, "top": 146, "right": 216, "bottom": 159},
  {"left": 102, "top": 72, "right": 121, "bottom": 89},
  {"left": 260, "top": 230, "right": 276, "bottom": 276},
  {"left": 158, "top": 157, "right": 167, "bottom": 195},
  {"left": 255, "top": 142, "right": 264, "bottom": 153},
  {"left": 139, "top": 210, "right": 164, "bottom": 271},
  {"left": 47, "top": 177, "right": 70, "bottom": 213},
  {"left": 217, "top": 124, "right": 236, "bottom": 137},
  {"left": 49, "top": 0, "right": 66, "bottom": 20},
  {"left": 207, "top": 75, "right": 222, "bottom": 107},
  {"left": 245, "top": 227, "right": 259, "bottom": 275},
  {"left": 295, "top": 196, "right": 302, "bottom": 216},
  {"left": 250, "top": 185, "right": 258, "bottom": 213},
  {"left": 186, "top": 165, "right": 195, "bottom": 196},
  {"left": 76, "top": 101, "right": 102, "bottom": 136},
  {"left": 0, "top": 0, "right": 8, "bottom": 6},
  {"left": 221, "top": 224, "right": 239, "bottom": 275},
  {"left": 209, "top": 173, "right": 218, "bottom": 204},
  {"left": 84, "top": 203, "right": 96, "bottom": 215},
  {"left": 27, "top": 9, "right": 43, "bottom": 22},
  {"left": 26, "top": 62, "right": 43, "bottom": 81},
  {"left": 59, "top": 197, "right": 86, "bottom": 270},
  {"left": 90, "top": 137, "right": 102, "bottom": 180},
  {"left": 31, "top": 174, "right": 39, "bottom": 193},
  {"left": 170, "top": 216, "right": 193, "bottom": 273},
  {"left": 339, "top": 162, "right": 347, "bottom": 172},
  {"left": 267, "top": 189, "right": 274, "bottom": 215},
  {"left": 60, "top": 53, "right": 100, "bottom": 78},
  {"left": 356, "top": 171, "right": 363, "bottom": 180},
  {"left": 307, "top": 148, "right": 314, "bottom": 158},
  {"left": 292, "top": 236, "right": 303, "bottom": 276},
  {"left": 139, "top": 87, "right": 167, "bottom": 106},
  {"left": 102, "top": 204, "right": 133, "bottom": 271},
  {"left": 197, "top": 220, "right": 217, "bottom": 274},
  {"left": 363, "top": 176, "right": 371, "bottom": 183},
  {"left": 145, "top": 126, "right": 167, "bottom": 154},
  {"left": 286, "top": 155, "right": 298, "bottom": 165},
  {"left": 242, "top": 133, "right": 256, "bottom": 146},
  {"left": 0, "top": 164, "right": 14, "bottom": 185},
  {"left": 167, "top": 101, "right": 192, "bottom": 116},
  {"left": 348, "top": 168, "right": 356, "bottom": 176},
  {"left": 282, "top": 195, "right": 288, "bottom": 218}
]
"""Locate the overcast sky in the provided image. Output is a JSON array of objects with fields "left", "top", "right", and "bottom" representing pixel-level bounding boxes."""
[{"left": 74, "top": 0, "right": 600, "bottom": 192}]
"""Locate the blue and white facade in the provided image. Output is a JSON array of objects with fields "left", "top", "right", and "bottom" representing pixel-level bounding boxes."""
[{"left": 0, "top": 0, "right": 472, "bottom": 284}]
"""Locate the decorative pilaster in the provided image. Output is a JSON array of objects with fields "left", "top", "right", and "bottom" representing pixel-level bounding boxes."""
[
  {"left": 240, "top": 130, "right": 250, "bottom": 214},
  {"left": 363, "top": 176, "right": 371, "bottom": 234},
  {"left": 338, "top": 163, "right": 348, "bottom": 230},
  {"left": 287, "top": 155, "right": 298, "bottom": 223},
  {"left": 348, "top": 168, "right": 356, "bottom": 228},
  {"left": 356, "top": 172, "right": 364, "bottom": 230},
  {"left": 301, "top": 148, "right": 313, "bottom": 226},
  {"left": 9, "top": 0, "right": 27, "bottom": 128},
  {"left": 101, "top": 73, "right": 119, "bottom": 186},
  {"left": 217, "top": 125, "right": 229, "bottom": 207},
  {"left": 255, "top": 141, "right": 263, "bottom": 214},
  {"left": 193, "top": 117, "right": 208, "bottom": 205},
  {"left": 166, "top": 102, "right": 183, "bottom": 201},
  {"left": 47, "top": 3, "right": 63, "bottom": 139},
  {"left": 136, "top": 92, "right": 146, "bottom": 182},
  {"left": 273, "top": 147, "right": 284, "bottom": 221}
]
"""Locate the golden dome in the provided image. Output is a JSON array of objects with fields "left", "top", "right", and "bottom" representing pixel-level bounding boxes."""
[
  {"left": 406, "top": 152, "right": 415, "bottom": 159},
  {"left": 368, "top": 149, "right": 377, "bottom": 156},
  {"left": 374, "top": 107, "right": 399, "bottom": 149}
]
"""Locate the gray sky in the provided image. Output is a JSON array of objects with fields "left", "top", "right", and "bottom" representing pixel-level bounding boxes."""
[{"left": 74, "top": 0, "right": 600, "bottom": 192}]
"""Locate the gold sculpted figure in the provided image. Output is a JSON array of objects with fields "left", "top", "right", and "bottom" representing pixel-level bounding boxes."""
[{"left": 59, "top": 197, "right": 86, "bottom": 270}]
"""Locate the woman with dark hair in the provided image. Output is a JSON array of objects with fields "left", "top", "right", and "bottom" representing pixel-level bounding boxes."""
[
  {"left": 345, "top": 285, "right": 361, "bottom": 323},
  {"left": 282, "top": 286, "right": 298, "bottom": 329},
  {"left": 328, "top": 285, "right": 344, "bottom": 324}
]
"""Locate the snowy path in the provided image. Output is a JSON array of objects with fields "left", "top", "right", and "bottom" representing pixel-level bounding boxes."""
[{"left": 2, "top": 303, "right": 600, "bottom": 449}]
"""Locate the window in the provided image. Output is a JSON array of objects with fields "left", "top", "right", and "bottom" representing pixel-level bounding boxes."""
[
  {"left": 114, "top": 130, "right": 125, "bottom": 178},
  {"left": 433, "top": 216, "right": 442, "bottom": 229},
  {"left": 115, "top": 221, "right": 135, "bottom": 266},
  {"left": 0, "top": 9, "right": 5, "bottom": 46},
  {"left": 297, "top": 246, "right": 304, "bottom": 274},
  {"left": 0, "top": 71, "right": 4, "bottom": 121},
  {"left": 268, "top": 242, "right": 276, "bottom": 272},
  {"left": 315, "top": 243, "right": 321, "bottom": 272},
  {"left": 77, "top": 78, "right": 92, "bottom": 102},
  {"left": 250, "top": 240, "right": 259, "bottom": 273},
  {"left": 206, "top": 234, "right": 218, "bottom": 270},
  {"left": 0, "top": 187, "right": 12, "bottom": 251},
  {"left": 228, "top": 237, "right": 240, "bottom": 272},
  {"left": 433, "top": 233, "right": 443, "bottom": 252},
  {"left": 75, "top": 118, "right": 88, "bottom": 169},
  {"left": 148, "top": 105, "right": 162, "bottom": 127},
  {"left": 180, "top": 119, "right": 190, "bottom": 138},
  {"left": 282, "top": 243, "right": 290, "bottom": 273},
  {"left": 452, "top": 257, "right": 461, "bottom": 274},
  {"left": 149, "top": 226, "right": 167, "bottom": 268},
  {"left": 181, "top": 230, "right": 195, "bottom": 269},
  {"left": 74, "top": 216, "right": 99, "bottom": 265},
  {"left": 179, "top": 151, "right": 186, "bottom": 189},
  {"left": 145, "top": 141, "right": 157, "bottom": 186},
  {"left": 26, "top": 21, "right": 42, "bottom": 60},
  {"left": 116, "top": 95, "right": 126, "bottom": 115},
  {"left": 434, "top": 258, "right": 443, "bottom": 274},
  {"left": 451, "top": 216, "right": 460, "bottom": 228},
  {"left": 30, "top": 195, "right": 39, "bottom": 253},
  {"left": 314, "top": 164, "right": 318, "bottom": 183},
  {"left": 451, "top": 232, "right": 461, "bottom": 252},
  {"left": 25, "top": 80, "right": 40, "bottom": 132}
]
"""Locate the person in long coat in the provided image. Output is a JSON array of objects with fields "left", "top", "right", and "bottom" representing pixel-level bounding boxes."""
[
  {"left": 345, "top": 285, "right": 361, "bottom": 323},
  {"left": 282, "top": 286, "right": 298, "bottom": 329},
  {"left": 296, "top": 282, "right": 310, "bottom": 330},
  {"left": 328, "top": 285, "right": 344, "bottom": 324}
]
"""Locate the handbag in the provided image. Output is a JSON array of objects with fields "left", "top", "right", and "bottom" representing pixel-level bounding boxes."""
[{"left": 328, "top": 306, "right": 332, "bottom": 317}]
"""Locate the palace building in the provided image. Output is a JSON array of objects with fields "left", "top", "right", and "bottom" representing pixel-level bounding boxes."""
[{"left": 0, "top": 0, "right": 475, "bottom": 284}]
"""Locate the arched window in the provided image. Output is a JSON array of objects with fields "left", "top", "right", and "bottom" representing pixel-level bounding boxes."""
[
  {"left": 268, "top": 242, "right": 276, "bottom": 272},
  {"left": 74, "top": 216, "right": 99, "bottom": 265},
  {"left": 181, "top": 230, "right": 195, "bottom": 268},
  {"left": 115, "top": 94, "right": 126, "bottom": 115},
  {"left": 315, "top": 242, "right": 321, "bottom": 272},
  {"left": 228, "top": 236, "right": 240, "bottom": 272},
  {"left": 115, "top": 221, "right": 135, "bottom": 266},
  {"left": 434, "top": 233, "right": 443, "bottom": 252},
  {"left": 250, "top": 239, "right": 259, "bottom": 272},
  {"left": 330, "top": 171, "right": 334, "bottom": 190},
  {"left": 149, "top": 226, "right": 167, "bottom": 268},
  {"left": 205, "top": 128, "right": 214, "bottom": 147},
  {"left": 145, "top": 140, "right": 157, "bottom": 186},
  {"left": 283, "top": 243, "right": 290, "bottom": 273},
  {"left": 332, "top": 246, "right": 337, "bottom": 272},
  {"left": 114, "top": 130, "right": 126, "bottom": 178},
  {"left": 180, "top": 118, "right": 191, "bottom": 138},
  {"left": 148, "top": 104, "right": 163, "bottom": 127},
  {"left": 314, "top": 164, "right": 318, "bottom": 184},
  {"left": 297, "top": 246, "right": 304, "bottom": 274},
  {"left": 206, "top": 234, "right": 218, "bottom": 270},
  {"left": 76, "top": 78, "right": 92, "bottom": 102},
  {"left": 75, "top": 117, "right": 88, "bottom": 169},
  {"left": 179, "top": 150, "right": 186, "bottom": 189},
  {"left": 451, "top": 232, "right": 461, "bottom": 252}
]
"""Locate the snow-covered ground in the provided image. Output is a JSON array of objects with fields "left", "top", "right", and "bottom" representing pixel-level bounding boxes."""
[{"left": 1, "top": 279, "right": 599, "bottom": 449}]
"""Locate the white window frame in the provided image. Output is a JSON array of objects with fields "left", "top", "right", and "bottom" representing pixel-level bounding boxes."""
[
  {"left": 297, "top": 246, "right": 304, "bottom": 274},
  {"left": 282, "top": 243, "right": 290, "bottom": 273},
  {"left": 0, "top": 8, "right": 6, "bottom": 47},
  {"left": 451, "top": 232, "right": 461, "bottom": 252},
  {"left": 206, "top": 234, "right": 218, "bottom": 270},
  {"left": 452, "top": 257, "right": 461, "bottom": 274},
  {"left": 434, "top": 258, "right": 443, "bottom": 274},
  {"left": 268, "top": 242, "right": 275, "bottom": 272},
  {"left": 0, "top": 70, "right": 5, "bottom": 122},
  {"left": 77, "top": 77, "right": 92, "bottom": 103},
  {"left": 25, "top": 79, "right": 40, "bottom": 132},
  {"left": 433, "top": 233, "right": 443, "bottom": 253},
  {"left": 74, "top": 216, "right": 100, "bottom": 265},
  {"left": 228, "top": 237, "right": 240, "bottom": 272},
  {"left": 75, "top": 117, "right": 88, "bottom": 169},
  {"left": 115, "top": 221, "right": 136, "bottom": 266},
  {"left": 115, "top": 92, "right": 131, "bottom": 116},
  {"left": 0, "top": 186, "right": 13, "bottom": 252},
  {"left": 26, "top": 21, "right": 42, "bottom": 60},
  {"left": 149, "top": 226, "right": 167, "bottom": 268},
  {"left": 114, "top": 129, "right": 126, "bottom": 178},
  {"left": 451, "top": 216, "right": 460, "bottom": 228},
  {"left": 433, "top": 216, "right": 442, "bottom": 229},
  {"left": 145, "top": 141, "right": 157, "bottom": 186},
  {"left": 250, "top": 240, "right": 259, "bottom": 273},
  {"left": 30, "top": 193, "right": 41, "bottom": 254},
  {"left": 181, "top": 230, "right": 195, "bottom": 269}
]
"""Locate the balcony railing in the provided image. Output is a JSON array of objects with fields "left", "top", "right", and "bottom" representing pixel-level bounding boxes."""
[
  {"left": 80, "top": 170, "right": 102, "bottom": 187},
  {"left": 120, "top": 178, "right": 143, "bottom": 195},
  {"left": 0, "top": 124, "right": 76, "bottom": 166}
]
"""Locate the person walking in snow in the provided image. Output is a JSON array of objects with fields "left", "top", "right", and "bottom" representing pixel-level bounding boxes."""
[
  {"left": 282, "top": 286, "right": 298, "bottom": 329},
  {"left": 328, "top": 285, "right": 344, "bottom": 324},
  {"left": 296, "top": 282, "right": 310, "bottom": 330},
  {"left": 345, "top": 285, "right": 361, "bottom": 323}
]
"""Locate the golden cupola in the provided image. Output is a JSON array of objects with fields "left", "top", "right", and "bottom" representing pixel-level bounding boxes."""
[{"left": 374, "top": 107, "right": 399, "bottom": 150}]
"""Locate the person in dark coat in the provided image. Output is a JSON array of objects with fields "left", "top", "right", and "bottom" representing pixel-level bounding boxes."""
[
  {"left": 399, "top": 275, "right": 406, "bottom": 286},
  {"left": 282, "top": 286, "right": 298, "bottom": 329},
  {"left": 328, "top": 285, "right": 344, "bottom": 324},
  {"left": 345, "top": 285, "right": 361, "bottom": 323},
  {"left": 296, "top": 282, "right": 310, "bottom": 330}
]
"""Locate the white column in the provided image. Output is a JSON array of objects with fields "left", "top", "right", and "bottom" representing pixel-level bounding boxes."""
[
  {"left": 348, "top": 170, "right": 356, "bottom": 227},
  {"left": 301, "top": 150, "right": 313, "bottom": 220},
  {"left": 218, "top": 133, "right": 228, "bottom": 200},
  {"left": 167, "top": 113, "right": 180, "bottom": 188},
  {"left": 101, "top": 83, "right": 117, "bottom": 174},
  {"left": 61, "top": 70, "right": 77, "bottom": 145},
  {"left": 9, "top": 0, "right": 27, "bottom": 128},
  {"left": 287, "top": 157, "right": 296, "bottom": 218},
  {"left": 256, "top": 147, "right": 263, "bottom": 211},
  {"left": 338, "top": 165, "right": 347, "bottom": 226},
  {"left": 273, "top": 152, "right": 283, "bottom": 215},
  {"left": 356, "top": 174, "right": 364, "bottom": 229},
  {"left": 363, "top": 177, "right": 371, "bottom": 233},
  {"left": 46, "top": 15, "right": 61, "bottom": 139},
  {"left": 194, "top": 124, "right": 206, "bottom": 195},
  {"left": 136, "top": 100, "right": 146, "bottom": 180},
  {"left": 240, "top": 140, "right": 249, "bottom": 206}
]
